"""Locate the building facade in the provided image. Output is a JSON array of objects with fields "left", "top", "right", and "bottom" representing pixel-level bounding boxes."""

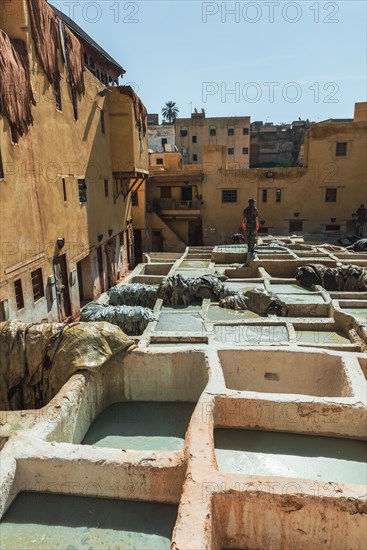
[
  {"left": 145, "top": 103, "right": 366, "bottom": 250},
  {"left": 0, "top": 0, "right": 148, "bottom": 323},
  {"left": 250, "top": 120, "right": 307, "bottom": 168},
  {"left": 147, "top": 115, "right": 176, "bottom": 153},
  {"left": 175, "top": 113, "right": 251, "bottom": 168}
]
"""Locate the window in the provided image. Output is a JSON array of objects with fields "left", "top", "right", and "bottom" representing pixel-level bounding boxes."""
[
  {"left": 14, "top": 279, "right": 24, "bottom": 310},
  {"left": 161, "top": 138, "right": 167, "bottom": 146},
  {"left": 222, "top": 189, "right": 237, "bottom": 203},
  {"left": 275, "top": 189, "right": 282, "bottom": 203},
  {"left": 193, "top": 154, "right": 198, "bottom": 161},
  {"left": 228, "top": 148, "right": 234, "bottom": 155},
  {"left": 0, "top": 148, "right": 4, "bottom": 178},
  {"left": 62, "top": 178, "right": 67, "bottom": 202},
  {"left": 228, "top": 128, "right": 234, "bottom": 136},
  {"left": 89, "top": 56, "right": 95, "bottom": 69},
  {"left": 209, "top": 128, "right": 216, "bottom": 136},
  {"left": 55, "top": 80, "right": 62, "bottom": 111},
  {"left": 325, "top": 188, "right": 337, "bottom": 202},
  {"left": 192, "top": 135, "right": 197, "bottom": 143},
  {"left": 31, "top": 268, "right": 44, "bottom": 302},
  {"left": 289, "top": 220, "right": 303, "bottom": 232},
  {"left": 242, "top": 147, "right": 249, "bottom": 155},
  {"left": 262, "top": 189, "right": 268, "bottom": 203},
  {"left": 336, "top": 142, "right": 347, "bottom": 156},
  {"left": 104, "top": 178, "right": 109, "bottom": 197},
  {"left": 131, "top": 191, "right": 138, "bottom": 206},
  {"left": 156, "top": 158, "right": 164, "bottom": 165},
  {"left": 11, "top": 127, "right": 18, "bottom": 144},
  {"left": 160, "top": 186, "right": 171, "bottom": 199},
  {"left": 78, "top": 178, "right": 87, "bottom": 203},
  {"left": 180, "top": 129, "right": 188, "bottom": 137},
  {"left": 101, "top": 110, "right": 105, "bottom": 134},
  {"left": 326, "top": 224, "right": 341, "bottom": 231},
  {"left": 243, "top": 127, "right": 249, "bottom": 135}
]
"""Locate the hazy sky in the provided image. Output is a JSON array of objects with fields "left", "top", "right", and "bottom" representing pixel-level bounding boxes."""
[{"left": 50, "top": 0, "right": 366, "bottom": 123}]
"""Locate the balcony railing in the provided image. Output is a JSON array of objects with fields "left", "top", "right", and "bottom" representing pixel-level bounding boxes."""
[{"left": 149, "top": 200, "right": 201, "bottom": 211}]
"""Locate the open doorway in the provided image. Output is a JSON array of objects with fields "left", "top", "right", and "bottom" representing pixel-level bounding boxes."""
[
  {"left": 181, "top": 187, "right": 193, "bottom": 202},
  {"left": 53, "top": 254, "right": 71, "bottom": 320},
  {"left": 188, "top": 220, "right": 203, "bottom": 246}
]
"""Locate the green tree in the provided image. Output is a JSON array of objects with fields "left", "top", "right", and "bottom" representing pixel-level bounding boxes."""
[{"left": 161, "top": 101, "right": 179, "bottom": 123}]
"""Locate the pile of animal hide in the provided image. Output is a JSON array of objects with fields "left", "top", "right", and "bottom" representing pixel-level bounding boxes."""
[
  {"left": 268, "top": 240, "right": 289, "bottom": 249},
  {"left": 80, "top": 302, "right": 154, "bottom": 335},
  {"left": 346, "top": 239, "right": 367, "bottom": 252},
  {"left": 157, "top": 274, "right": 235, "bottom": 306},
  {"left": 26, "top": 0, "right": 60, "bottom": 87},
  {"left": 59, "top": 21, "right": 85, "bottom": 118},
  {"left": 296, "top": 264, "right": 367, "bottom": 292},
  {"left": 0, "top": 320, "right": 134, "bottom": 411},
  {"left": 219, "top": 288, "right": 288, "bottom": 316},
  {"left": 231, "top": 233, "right": 246, "bottom": 244},
  {"left": 119, "top": 85, "right": 147, "bottom": 136},
  {"left": 0, "top": 30, "right": 35, "bottom": 136},
  {"left": 108, "top": 283, "right": 158, "bottom": 309}
]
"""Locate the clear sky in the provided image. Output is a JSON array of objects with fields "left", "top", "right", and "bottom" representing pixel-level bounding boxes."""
[{"left": 50, "top": 0, "right": 366, "bottom": 123}]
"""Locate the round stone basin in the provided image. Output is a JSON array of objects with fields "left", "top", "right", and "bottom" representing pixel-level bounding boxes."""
[
  {"left": 295, "top": 330, "right": 350, "bottom": 345},
  {"left": 0, "top": 492, "right": 177, "bottom": 550},
  {"left": 215, "top": 429, "right": 367, "bottom": 484},
  {"left": 207, "top": 306, "right": 260, "bottom": 321},
  {"left": 342, "top": 308, "right": 367, "bottom": 325},
  {"left": 82, "top": 402, "right": 196, "bottom": 451}
]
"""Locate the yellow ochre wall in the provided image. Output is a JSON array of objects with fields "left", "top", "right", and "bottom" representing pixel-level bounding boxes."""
[
  {"left": 0, "top": 2, "right": 148, "bottom": 322},
  {"left": 200, "top": 116, "right": 366, "bottom": 243}
]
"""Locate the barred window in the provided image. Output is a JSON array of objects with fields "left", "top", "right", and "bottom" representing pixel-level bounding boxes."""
[
  {"left": 243, "top": 127, "right": 249, "bottom": 135},
  {"left": 325, "top": 188, "right": 337, "bottom": 202},
  {"left": 131, "top": 191, "right": 139, "bottom": 206},
  {"left": 31, "top": 268, "right": 44, "bottom": 302},
  {"left": 289, "top": 220, "right": 303, "bottom": 232},
  {"left": 209, "top": 128, "right": 216, "bottom": 136},
  {"left": 222, "top": 190, "right": 237, "bottom": 203},
  {"left": 55, "top": 80, "right": 62, "bottom": 111},
  {"left": 336, "top": 142, "right": 347, "bottom": 156},
  {"left": 160, "top": 186, "right": 171, "bottom": 199},
  {"left": 14, "top": 279, "right": 24, "bottom": 310},
  {"left": 228, "top": 128, "right": 234, "bottom": 136},
  {"left": 275, "top": 189, "right": 282, "bottom": 203},
  {"left": 101, "top": 110, "right": 105, "bottom": 134},
  {"left": 262, "top": 189, "right": 268, "bottom": 203},
  {"left": 78, "top": 179, "right": 87, "bottom": 203},
  {"left": 0, "top": 147, "right": 4, "bottom": 178},
  {"left": 228, "top": 148, "right": 234, "bottom": 155},
  {"left": 242, "top": 147, "right": 249, "bottom": 155}
]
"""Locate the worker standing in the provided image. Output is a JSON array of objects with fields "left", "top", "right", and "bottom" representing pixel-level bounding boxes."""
[
  {"left": 242, "top": 198, "right": 259, "bottom": 260},
  {"left": 355, "top": 204, "right": 367, "bottom": 238}
]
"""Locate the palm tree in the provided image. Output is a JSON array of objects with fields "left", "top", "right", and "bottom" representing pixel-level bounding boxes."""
[{"left": 161, "top": 101, "right": 179, "bottom": 123}]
